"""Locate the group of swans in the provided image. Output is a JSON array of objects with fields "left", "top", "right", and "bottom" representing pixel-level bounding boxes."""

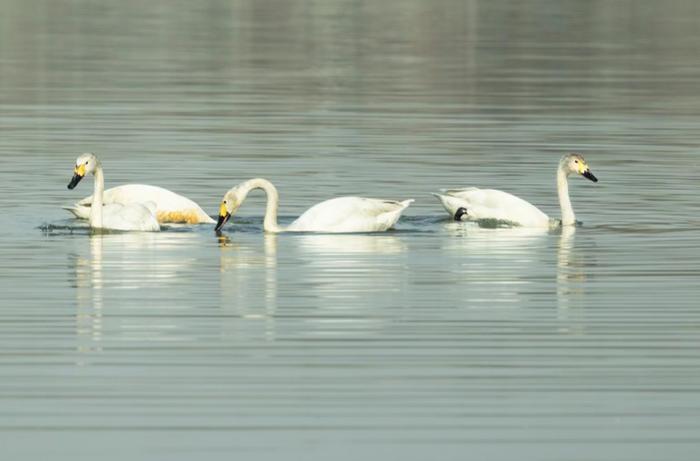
[{"left": 65, "top": 152, "right": 598, "bottom": 233}]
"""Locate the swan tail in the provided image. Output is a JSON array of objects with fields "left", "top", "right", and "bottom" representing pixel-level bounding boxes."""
[
  {"left": 374, "top": 199, "right": 413, "bottom": 231},
  {"left": 432, "top": 193, "right": 468, "bottom": 218},
  {"left": 398, "top": 199, "right": 414, "bottom": 209}
]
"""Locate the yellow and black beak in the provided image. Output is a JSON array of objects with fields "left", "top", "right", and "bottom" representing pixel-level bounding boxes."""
[
  {"left": 67, "top": 164, "right": 86, "bottom": 189},
  {"left": 214, "top": 202, "right": 231, "bottom": 232},
  {"left": 578, "top": 162, "right": 598, "bottom": 183}
]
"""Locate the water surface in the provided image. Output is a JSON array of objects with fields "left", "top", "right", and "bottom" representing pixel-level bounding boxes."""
[{"left": 1, "top": 1, "right": 700, "bottom": 459}]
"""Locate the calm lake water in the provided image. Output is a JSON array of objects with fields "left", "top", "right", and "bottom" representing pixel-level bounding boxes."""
[{"left": 1, "top": 1, "right": 700, "bottom": 459}]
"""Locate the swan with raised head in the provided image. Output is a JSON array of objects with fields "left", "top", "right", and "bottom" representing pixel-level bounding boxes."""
[
  {"left": 67, "top": 153, "right": 160, "bottom": 232},
  {"left": 64, "top": 154, "right": 214, "bottom": 224},
  {"left": 215, "top": 178, "right": 413, "bottom": 233},
  {"left": 433, "top": 153, "right": 598, "bottom": 227}
]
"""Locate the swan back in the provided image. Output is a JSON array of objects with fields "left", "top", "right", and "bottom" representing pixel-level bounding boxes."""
[
  {"left": 434, "top": 188, "right": 550, "bottom": 227},
  {"left": 75, "top": 184, "right": 215, "bottom": 224},
  {"left": 287, "top": 197, "right": 413, "bottom": 233},
  {"left": 216, "top": 178, "right": 412, "bottom": 233}
]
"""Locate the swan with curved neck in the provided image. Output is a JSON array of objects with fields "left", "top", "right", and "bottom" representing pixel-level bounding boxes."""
[
  {"left": 215, "top": 178, "right": 413, "bottom": 233},
  {"left": 433, "top": 153, "right": 598, "bottom": 227},
  {"left": 67, "top": 153, "right": 160, "bottom": 232}
]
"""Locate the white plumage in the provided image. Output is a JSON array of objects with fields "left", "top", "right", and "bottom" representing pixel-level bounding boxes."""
[
  {"left": 65, "top": 184, "right": 214, "bottom": 224},
  {"left": 433, "top": 153, "right": 598, "bottom": 227},
  {"left": 67, "top": 153, "right": 160, "bottom": 232},
  {"left": 434, "top": 187, "right": 551, "bottom": 227},
  {"left": 215, "top": 178, "right": 413, "bottom": 233}
]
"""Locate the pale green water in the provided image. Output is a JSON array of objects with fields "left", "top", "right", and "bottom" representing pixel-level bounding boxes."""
[{"left": 1, "top": 1, "right": 700, "bottom": 460}]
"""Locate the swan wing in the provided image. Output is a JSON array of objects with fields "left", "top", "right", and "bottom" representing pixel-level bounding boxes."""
[
  {"left": 76, "top": 184, "right": 214, "bottom": 224},
  {"left": 435, "top": 188, "right": 549, "bottom": 227},
  {"left": 288, "top": 197, "right": 413, "bottom": 233},
  {"left": 100, "top": 202, "right": 160, "bottom": 232}
]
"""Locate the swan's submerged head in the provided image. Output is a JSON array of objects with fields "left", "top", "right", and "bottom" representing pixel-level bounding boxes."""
[
  {"left": 214, "top": 188, "right": 243, "bottom": 232},
  {"left": 67, "top": 153, "right": 99, "bottom": 189},
  {"left": 560, "top": 153, "right": 598, "bottom": 183}
]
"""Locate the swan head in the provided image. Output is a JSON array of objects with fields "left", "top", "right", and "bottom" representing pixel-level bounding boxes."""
[
  {"left": 214, "top": 188, "right": 243, "bottom": 232},
  {"left": 67, "top": 153, "right": 99, "bottom": 189},
  {"left": 561, "top": 153, "right": 597, "bottom": 182}
]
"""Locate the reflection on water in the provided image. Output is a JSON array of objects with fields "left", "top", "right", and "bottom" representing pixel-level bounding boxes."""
[
  {"left": 294, "top": 233, "right": 407, "bottom": 255},
  {"left": 555, "top": 226, "right": 590, "bottom": 333},
  {"left": 441, "top": 221, "right": 549, "bottom": 307},
  {"left": 74, "top": 235, "right": 104, "bottom": 359},
  {"left": 218, "top": 233, "right": 278, "bottom": 341},
  {"left": 442, "top": 221, "right": 549, "bottom": 253},
  {"left": 557, "top": 226, "right": 581, "bottom": 308},
  {"left": 72, "top": 231, "right": 202, "bottom": 359}
]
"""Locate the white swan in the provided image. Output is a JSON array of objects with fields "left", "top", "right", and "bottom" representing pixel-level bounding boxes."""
[
  {"left": 67, "top": 153, "right": 160, "bottom": 232},
  {"left": 433, "top": 153, "right": 598, "bottom": 227},
  {"left": 64, "top": 155, "right": 214, "bottom": 224},
  {"left": 215, "top": 178, "right": 413, "bottom": 233}
]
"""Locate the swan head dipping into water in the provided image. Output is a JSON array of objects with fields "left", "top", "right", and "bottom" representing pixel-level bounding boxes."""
[
  {"left": 215, "top": 178, "right": 282, "bottom": 233},
  {"left": 215, "top": 178, "right": 413, "bottom": 233}
]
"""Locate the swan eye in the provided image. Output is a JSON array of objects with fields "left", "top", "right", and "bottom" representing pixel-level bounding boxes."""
[
  {"left": 223, "top": 200, "right": 227, "bottom": 204},
  {"left": 574, "top": 160, "right": 579, "bottom": 164}
]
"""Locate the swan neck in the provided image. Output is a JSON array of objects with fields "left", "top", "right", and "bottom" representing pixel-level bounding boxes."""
[
  {"left": 242, "top": 178, "right": 284, "bottom": 233},
  {"left": 557, "top": 166, "right": 575, "bottom": 226},
  {"left": 91, "top": 165, "right": 104, "bottom": 228}
]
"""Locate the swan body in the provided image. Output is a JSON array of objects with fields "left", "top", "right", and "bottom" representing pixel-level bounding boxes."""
[
  {"left": 434, "top": 153, "right": 598, "bottom": 227},
  {"left": 65, "top": 184, "right": 214, "bottom": 224},
  {"left": 67, "top": 153, "right": 160, "bottom": 232},
  {"left": 215, "top": 178, "right": 413, "bottom": 233}
]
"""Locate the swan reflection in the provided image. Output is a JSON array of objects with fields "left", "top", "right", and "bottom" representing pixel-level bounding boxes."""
[
  {"left": 74, "top": 234, "right": 104, "bottom": 359},
  {"left": 218, "top": 234, "right": 278, "bottom": 341},
  {"left": 294, "top": 233, "right": 407, "bottom": 255},
  {"left": 73, "top": 231, "right": 200, "bottom": 362},
  {"left": 442, "top": 221, "right": 550, "bottom": 253},
  {"left": 556, "top": 226, "right": 588, "bottom": 326},
  {"left": 441, "top": 221, "right": 549, "bottom": 307},
  {"left": 285, "top": 233, "right": 408, "bottom": 339}
]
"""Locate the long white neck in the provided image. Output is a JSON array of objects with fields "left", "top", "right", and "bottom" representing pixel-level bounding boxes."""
[
  {"left": 237, "top": 178, "right": 284, "bottom": 233},
  {"left": 90, "top": 165, "right": 105, "bottom": 228},
  {"left": 557, "top": 165, "right": 575, "bottom": 226}
]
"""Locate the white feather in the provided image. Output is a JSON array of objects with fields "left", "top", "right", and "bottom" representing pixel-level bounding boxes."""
[
  {"left": 219, "top": 178, "right": 412, "bottom": 233},
  {"left": 433, "top": 154, "right": 598, "bottom": 227},
  {"left": 73, "top": 184, "right": 214, "bottom": 224},
  {"left": 67, "top": 154, "right": 160, "bottom": 232}
]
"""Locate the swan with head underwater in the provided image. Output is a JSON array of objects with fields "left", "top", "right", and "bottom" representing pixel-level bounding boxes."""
[
  {"left": 67, "top": 153, "right": 160, "bottom": 231},
  {"left": 433, "top": 153, "right": 598, "bottom": 227},
  {"left": 215, "top": 178, "right": 414, "bottom": 233},
  {"left": 64, "top": 153, "right": 214, "bottom": 224}
]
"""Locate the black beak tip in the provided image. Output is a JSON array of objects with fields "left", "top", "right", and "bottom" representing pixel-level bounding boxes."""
[
  {"left": 214, "top": 213, "right": 230, "bottom": 232},
  {"left": 583, "top": 171, "right": 598, "bottom": 183},
  {"left": 67, "top": 174, "right": 83, "bottom": 189}
]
